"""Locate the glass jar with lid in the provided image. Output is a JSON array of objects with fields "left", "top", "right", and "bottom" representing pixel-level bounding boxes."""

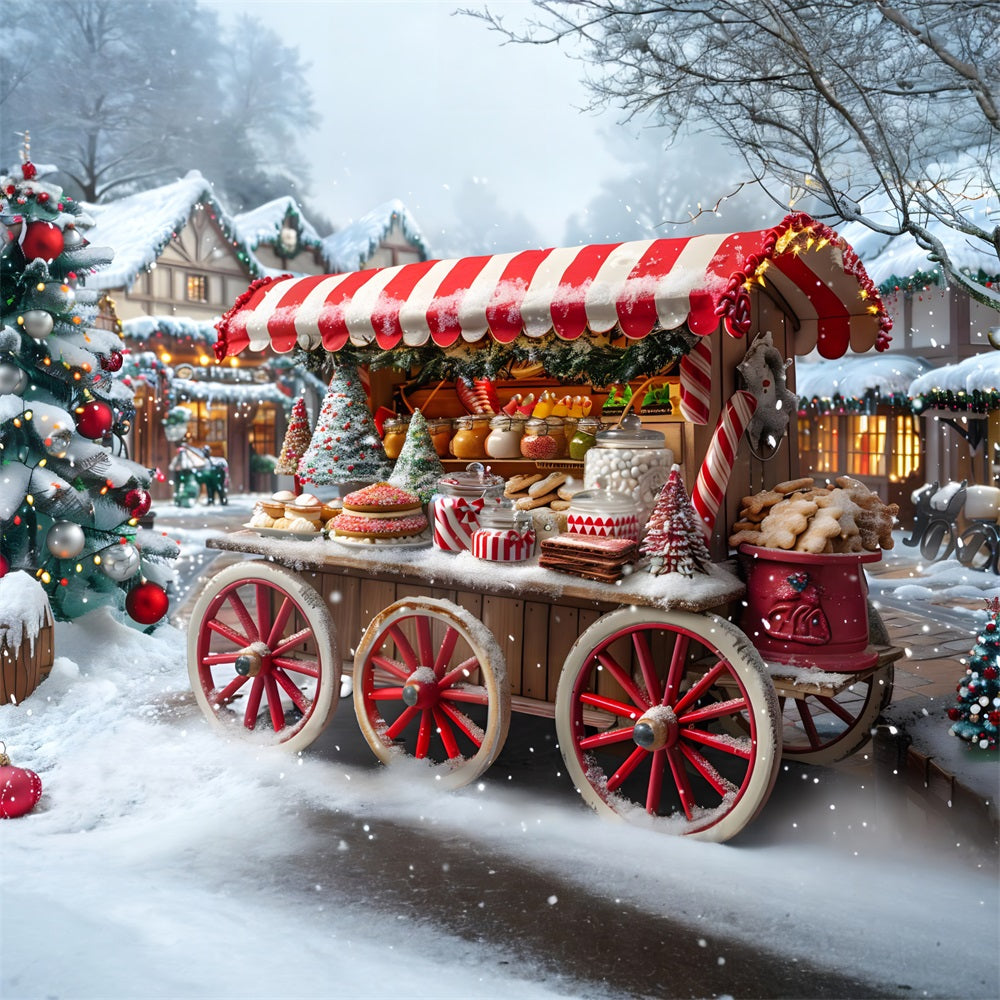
[
  {"left": 583, "top": 414, "right": 673, "bottom": 522},
  {"left": 566, "top": 488, "right": 640, "bottom": 541},
  {"left": 381, "top": 416, "right": 410, "bottom": 460},
  {"left": 520, "top": 418, "right": 566, "bottom": 460},
  {"left": 568, "top": 417, "right": 601, "bottom": 461},
  {"left": 485, "top": 415, "right": 525, "bottom": 460},
  {"left": 451, "top": 415, "right": 491, "bottom": 460},
  {"left": 471, "top": 501, "right": 536, "bottom": 562},
  {"left": 426, "top": 417, "right": 453, "bottom": 458},
  {"left": 430, "top": 463, "right": 506, "bottom": 553}
]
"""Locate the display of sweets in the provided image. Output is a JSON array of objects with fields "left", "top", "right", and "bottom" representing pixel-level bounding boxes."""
[
  {"left": 430, "top": 463, "right": 505, "bottom": 552},
  {"left": 539, "top": 533, "right": 639, "bottom": 584},
  {"left": 470, "top": 502, "right": 536, "bottom": 562},
  {"left": 450, "top": 415, "right": 491, "bottom": 460},
  {"left": 485, "top": 415, "right": 525, "bottom": 459},
  {"left": 568, "top": 417, "right": 601, "bottom": 460},
  {"left": 327, "top": 482, "right": 428, "bottom": 542},
  {"left": 520, "top": 417, "right": 566, "bottom": 459},
  {"left": 381, "top": 417, "right": 410, "bottom": 460},
  {"left": 565, "top": 488, "right": 640, "bottom": 541},
  {"left": 583, "top": 414, "right": 673, "bottom": 522}
]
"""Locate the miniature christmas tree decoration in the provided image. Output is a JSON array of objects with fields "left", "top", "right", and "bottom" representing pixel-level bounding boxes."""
[
  {"left": 947, "top": 596, "right": 1000, "bottom": 751},
  {"left": 388, "top": 409, "right": 445, "bottom": 503},
  {"left": 297, "top": 359, "right": 393, "bottom": 486},
  {"left": 274, "top": 396, "right": 311, "bottom": 478},
  {"left": 640, "top": 464, "right": 712, "bottom": 576}
]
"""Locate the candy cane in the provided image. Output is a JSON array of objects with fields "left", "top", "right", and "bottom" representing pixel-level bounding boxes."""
[
  {"left": 691, "top": 389, "right": 758, "bottom": 539},
  {"left": 679, "top": 338, "right": 712, "bottom": 425}
]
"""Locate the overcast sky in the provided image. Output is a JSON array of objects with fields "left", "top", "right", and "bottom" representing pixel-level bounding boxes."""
[{"left": 202, "top": 0, "right": 773, "bottom": 255}]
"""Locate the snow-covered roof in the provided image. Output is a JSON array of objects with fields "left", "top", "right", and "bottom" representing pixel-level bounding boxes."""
[
  {"left": 797, "top": 354, "right": 932, "bottom": 402},
  {"left": 172, "top": 378, "right": 292, "bottom": 408},
  {"left": 321, "top": 198, "right": 429, "bottom": 273},
  {"left": 123, "top": 315, "right": 218, "bottom": 346},
  {"left": 232, "top": 197, "right": 322, "bottom": 251},
  {"left": 908, "top": 350, "right": 1000, "bottom": 399},
  {"left": 83, "top": 171, "right": 260, "bottom": 289}
]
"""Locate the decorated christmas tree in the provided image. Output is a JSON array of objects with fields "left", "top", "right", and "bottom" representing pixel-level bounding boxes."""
[
  {"left": 388, "top": 409, "right": 444, "bottom": 503},
  {"left": 640, "top": 464, "right": 712, "bottom": 576},
  {"left": 947, "top": 596, "right": 1000, "bottom": 751},
  {"left": 273, "top": 395, "right": 311, "bottom": 479},
  {"left": 297, "top": 358, "right": 392, "bottom": 486},
  {"left": 0, "top": 150, "right": 176, "bottom": 624}
]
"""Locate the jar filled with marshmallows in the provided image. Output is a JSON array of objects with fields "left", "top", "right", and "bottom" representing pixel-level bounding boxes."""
[{"left": 583, "top": 414, "right": 673, "bottom": 522}]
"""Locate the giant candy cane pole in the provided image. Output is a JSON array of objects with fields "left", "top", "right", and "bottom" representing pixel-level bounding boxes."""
[{"left": 691, "top": 389, "right": 758, "bottom": 540}]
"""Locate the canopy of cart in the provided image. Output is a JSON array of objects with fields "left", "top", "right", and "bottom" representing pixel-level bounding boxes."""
[{"left": 215, "top": 213, "right": 891, "bottom": 371}]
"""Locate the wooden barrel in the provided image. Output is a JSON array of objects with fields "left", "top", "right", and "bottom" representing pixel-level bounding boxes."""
[{"left": 0, "top": 616, "right": 55, "bottom": 706}]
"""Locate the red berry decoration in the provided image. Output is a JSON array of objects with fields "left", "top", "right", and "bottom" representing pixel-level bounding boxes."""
[
  {"left": 125, "top": 488, "right": 152, "bottom": 518},
  {"left": 125, "top": 581, "right": 169, "bottom": 625},
  {"left": 100, "top": 351, "right": 124, "bottom": 373},
  {"left": 0, "top": 745, "right": 42, "bottom": 819},
  {"left": 19, "top": 220, "right": 64, "bottom": 263},
  {"left": 75, "top": 400, "right": 114, "bottom": 439}
]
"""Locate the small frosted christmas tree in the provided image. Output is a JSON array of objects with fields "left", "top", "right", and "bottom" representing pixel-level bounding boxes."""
[
  {"left": 388, "top": 409, "right": 444, "bottom": 503},
  {"left": 297, "top": 359, "right": 392, "bottom": 486},
  {"left": 0, "top": 149, "right": 176, "bottom": 623},
  {"left": 947, "top": 596, "right": 1000, "bottom": 751},
  {"left": 640, "top": 464, "right": 712, "bottom": 576},
  {"left": 274, "top": 396, "right": 311, "bottom": 478}
]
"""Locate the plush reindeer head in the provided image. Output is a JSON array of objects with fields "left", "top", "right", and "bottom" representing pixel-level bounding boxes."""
[{"left": 737, "top": 332, "right": 797, "bottom": 459}]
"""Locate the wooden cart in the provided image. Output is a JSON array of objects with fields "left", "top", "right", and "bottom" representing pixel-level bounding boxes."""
[{"left": 187, "top": 213, "right": 901, "bottom": 842}]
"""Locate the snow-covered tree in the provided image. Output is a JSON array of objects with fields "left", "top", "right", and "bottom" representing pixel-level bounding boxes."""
[
  {"left": 273, "top": 395, "right": 311, "bottom": 479},
  {"left": 0, "top": 156, "right": 176, "bottom": 622},
  {"left": 297, "top": 360, "right": 392, "bottom": 486},
  {"left": 947, "top": 596, "right": 1000, "bottom": 750},
  {"left": 388, "top": 410, "right": 445, "bottom": 503},
  {"left": 640, "top": 464, "right": 712, "bottom": 577}
]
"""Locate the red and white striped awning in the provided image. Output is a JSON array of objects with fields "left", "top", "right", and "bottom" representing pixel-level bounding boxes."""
[{"left": 215, "top": 212, "right": 891, "bottom": 363}]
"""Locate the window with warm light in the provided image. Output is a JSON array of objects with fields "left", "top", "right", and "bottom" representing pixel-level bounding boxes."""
[
  {"left": 812, "top": 416, "right": 840, "bottom": 474},
  {"left": 889, "top": 414, "right": 921, "bottom": 483},
  {"left": 186, "top": 274, "right": 208, "bottom": 302},
  {"left": 846, "top": 414, "right": 887, "bottom": 477}
]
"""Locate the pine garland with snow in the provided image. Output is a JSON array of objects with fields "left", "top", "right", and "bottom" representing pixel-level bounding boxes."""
[
  {"left": 273, "top": 396, "right": 311, "bottom": 476},
  {"left": 640, "top": 465, "right": 712, "bottom": 577},
  {"left": 388, "top": 410, "right": 444, "bottom": 503},
  {"left": 297, "top": 359, "right": 392, "bottom": 485}
]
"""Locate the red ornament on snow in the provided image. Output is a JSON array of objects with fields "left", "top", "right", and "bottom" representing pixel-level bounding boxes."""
[
  {"left": 21, "top": 161, "right": 37, "bottom": 180},
  {"left": 125, "top": 488, "right": 152, "bottom": 518},
  {"left": 19, "top": 220, "right": 64, "bottom": 263},
  {"left": 0, "top": 745, "right": 42, "bottom": 819},
  {"left": 75, "top": 400, "right": 114, "bottom": 439},
  {"left": 125, "top": 582, "right": 169, "bottom": 625},
  {"left": 100, "top": 351, "right": 124, "bottom": 373},
  {"left": 0, "top": 553, "right": 8, "bottom": 578}
]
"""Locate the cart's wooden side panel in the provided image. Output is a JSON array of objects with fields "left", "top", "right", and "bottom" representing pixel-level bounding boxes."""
[
  {"left": 546, "top": 605, "right": 579, "bottom": 703},
  {"left": 482, "top": 595, "right": 524, "bottom": 695},
  {"left": 521, "top": 601, "right": 550, "bottom": 700}
]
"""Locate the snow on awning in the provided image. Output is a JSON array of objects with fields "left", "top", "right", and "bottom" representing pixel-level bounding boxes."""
[
  {"left": 797, "top": 354, "right": 931, "bottom": 403},
  {"left": 215, "top": 213, "right": 891, "bottom": 363},
  {"left": 908, "top": 351, "right": 1000, "bottom": 412}
]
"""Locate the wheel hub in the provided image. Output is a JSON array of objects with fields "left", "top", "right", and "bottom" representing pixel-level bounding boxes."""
[
  {"left": 632, "top": 705, "right": 679, "bottom": 751},
  {"left": 235, "top": 640, "right": 271, "bottom": 677},
  {"left": 402, "top": 666, "right": 439, "bottom": 708}
]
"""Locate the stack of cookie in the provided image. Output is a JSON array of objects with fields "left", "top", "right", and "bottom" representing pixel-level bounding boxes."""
[
  {"left": 539, "top": 533, "right": 639, "bottom": 584},
  {"left": 729, "top": 476, "right": 899, "bottom": 554},
  {"left": 503, "top": 472, "right": 577, "bottom": 513}
]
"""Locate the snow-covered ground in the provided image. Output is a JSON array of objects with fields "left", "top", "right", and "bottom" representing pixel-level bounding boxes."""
[{"left": 2, "top": 497, "right": 998, "bottom": 999}]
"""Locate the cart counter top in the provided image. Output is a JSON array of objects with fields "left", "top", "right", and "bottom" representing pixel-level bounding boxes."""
[{"left": 206, "top": 530, "right": 746, "bottom": 614}]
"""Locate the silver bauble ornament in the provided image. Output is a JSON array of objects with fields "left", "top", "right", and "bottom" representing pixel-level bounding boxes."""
[
  {"left": 0, "top": 362, "right": 28, "bottom": 395},
  {"left": 46, "top": 521, "right": 86, "bottom": 560},
  {"left": 61, "top": 226, "right": 84, "bottom": 250},
  {"left": 101, "top": 543, "right": 141, "bottom": 582},
  {"left": 21, "top": 309, "right": 54, "bottom": 340},
  {"left": 44, "top": 426, "right": 73, "bottom": 459}
]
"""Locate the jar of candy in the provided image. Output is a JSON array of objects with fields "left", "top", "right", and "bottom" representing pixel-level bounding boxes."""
[
  {"left": 566, "top": 488, "right": 640, "bottom": 541},
  {"left": 451, "top": 415, "right": 488, "bottom": 460},
  {"left": 568, "top": 417, "right": 600, "bottom": 461},
  {"left": 430, "top": 463, "right": 506, "bottom": 553},
  {"left": 426, "top": 418, "right": 453, "bottom": 458},
  {"left": 583, "top": 414, "right": 673, "bottom": 522},
  {"left": 471, "top": 501, "right": 536, "bottom": 562},
  {"left": 485, "top": 415, "right": 525, "bottom": 459},
  {"left": 520, "top": 418, "right": 565, "bottom": 460},
  {"left": 381, "top": 417, "right": 409, "bottom": 460}
]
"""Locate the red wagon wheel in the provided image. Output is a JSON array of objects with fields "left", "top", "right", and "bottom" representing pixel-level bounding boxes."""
[
  {"left": 187, "top": 562, "right": 339, "bottom": 752},
  {"left": 555, "top": 607, "right": 780, "bottom": 842},
  {"left": 353, "top": 596, "right": 510, "bottom": 789}
]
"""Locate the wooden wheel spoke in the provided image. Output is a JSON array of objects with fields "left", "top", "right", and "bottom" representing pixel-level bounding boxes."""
[
  {"left": 415, "top": 615, "right": 434, "bottom": 668},
  {"left": 432, "top": 707, "right": 462, "bottom": 759},
  {"left": 795, "top": 698, "right": 822, "bottom": 746},
  {"left": 579, "top": 725, "right": 635, "bottom": 750},
  {"left": 439, "top": 655, "right": 479, "bottom": 690},
  {"left": 271, "top": 656, "right": 320, "bottom": 678},
  {"left": 679, "top": 742, "right": 738, "bottom": 797},
  {"left": 415, "top": 710, "right": 433, "bottom": 758},
  {"left": 434, "top": 626, "right": 461, "bottom": 675},
  {"left": 682, "top": 727, "right": 752, "bottom": 760},
  {"left": 596, "top": 649, "right": 648, "bottom": 708},
  {"left": 814, "top": 693, "right": 861, "bottom": 725},
  {"left": 212, "top": 673, "right": 249, "bottom": 705},
  {"left": 265, "top": 597, "right": 295, "bottom": 649},
  {"left": 439, "top": 702, "right": 483, "bottom": 749},
  {"left": 580, "top": 691, "right": 641, "bottom": 720},
  {"left": 673, "top": 659, "right": 727, "bottom": 715},
  {"left": 202, "top": 652, "right": 239, "bottom": 666},
  {"left": 273, "top": 668, "right": 310, "bottom": 714},
  {"left": 646, "top": 747, "right": 666, "bottom": 814},
  {"left": 253, "top": 583, "right": 272, "bottom": 642},
  {"left": 632, "top": 630, "right": 662, "bottom": 705},
  {"left": 439, "top": 685, "right": 489, "bottom": 705},
  {"left": 226, "top": 590, "right": 259, "bottom": 643},
  {"left": 207, "top": 617, "right": 250, "bottom": 648},
  {"left": 371, "top": 654, "right": 410, "bottom": 682},
  {"left": 606, "top": 744, "right": 648, "bottom": 792},
  {"left": 663, "top": 633, "right": 690, "bottom": 705},
  {"left": 243, "top": 675, "right": 265, "bottom": 730},
  {"left": 371, "top": 685, "right": 406, "bottom": 701},
  {"left": 665, "top": 746, "right": 696, "bottom": 820},
  {"left": 679, "top": 696, "right": 747, "bottom": 727},
  {"left": 264, "top": 673, "right": 285, "bottom": 731},
  {"left": 387, "top": 624, "right": 418, "bottom": 670},
  {"left": 270, "top": 626, "right": 312, "bottom": 658},
  {"left": 385, "top": 705, "right": 419, "bottom": 741}
]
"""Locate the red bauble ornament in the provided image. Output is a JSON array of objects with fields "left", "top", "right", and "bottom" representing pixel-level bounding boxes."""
[
  {"left": 126, "top": 582, "right": 169, "bottom": 625},
  {"left": 989, "top": 710, "right": 1000, "bottom": 727},
  {"left": 125, "top": 488, "right": 152, "bottom": 518},
  {"left": 947, "top": 707, "right": 962, "bottom": 721},
  {"left": 76, "top": 400, "right": 114, "bottom": 439},
  {"left": 100, "top": 350, "right": 124, "bottom": 373},
  {"left": 0, "top": 553, "right": 8, "bottom": 578},
  {"left": 21, "top": 161, "right": 37, "bottom": 180},
  {"left": 983, "top": 666, "right": 998, "bottom": 680},
  {"left": 19, "top": 220, "right": 64, "bottom": 263},
  {"left": 0, "top": 747, "right": 42, "bottom": 819}
]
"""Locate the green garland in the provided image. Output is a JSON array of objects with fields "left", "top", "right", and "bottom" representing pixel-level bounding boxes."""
[{"left": 294, "top": 328, "right": 695, "bottom": 388}]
